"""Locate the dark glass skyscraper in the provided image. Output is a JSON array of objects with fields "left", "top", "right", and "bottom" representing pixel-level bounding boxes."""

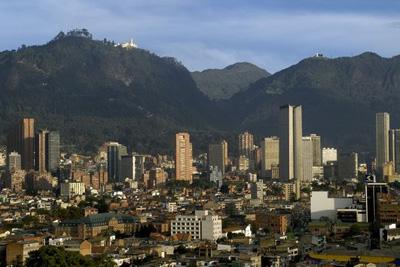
[
  {"left": 107, "top": 142, "right": 128, "bottom": 183},
  {"left": 47, "top": 131, "right": 60, "bottom": 173}
]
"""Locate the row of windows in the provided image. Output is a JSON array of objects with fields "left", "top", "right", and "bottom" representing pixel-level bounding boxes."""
[{"left": 172, "top": 222, "right": 199, "bottom": 226}]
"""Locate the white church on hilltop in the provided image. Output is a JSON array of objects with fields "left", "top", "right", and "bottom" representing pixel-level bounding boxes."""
[{"left": 115, "top": 39, "right": 138, "bottom": 49}]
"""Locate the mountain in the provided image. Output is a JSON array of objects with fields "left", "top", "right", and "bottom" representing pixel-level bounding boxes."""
[
  {"left": 229, "top": 53, "right": 400, "bottom": 153},
  {"left": 1, "top": 30, "right": 400, "bottom": 155},
  {"left": 191, "top": 62, "right": 270, "bottom": 100},
  {"left": 0, "top": 30, "right": 231, "bottom": 153}
]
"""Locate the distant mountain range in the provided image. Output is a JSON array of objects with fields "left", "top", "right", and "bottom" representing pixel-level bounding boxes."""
[
  {"left": 1, "top": 30, "right": 399, "bottom": 155},
  {"left": 191, "top": 62, "right": 270, "bottom": 100}
]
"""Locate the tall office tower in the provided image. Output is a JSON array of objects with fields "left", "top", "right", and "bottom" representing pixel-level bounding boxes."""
[
  {"left": 47, "top": 131, "right": 60, "bottom": 173},
  {"left": 35, "top": 130, "right": 60, "bottom": 173},
  {"left": 7, "top": 118, "right": 35, "bottom": 171},
  {"left": 376, "top": 113, "right": 390, "bottom": 178},
  {"left": 338, "top": 152, "right": 358, "bottom": 180},
  {"left": 389, "top": 129, "right": 400, "bottom": 172},
  {"left": 279, "top": 105, "right": 303, "bottom": 199},
  {"left": 175, "top": 132, "right": 193, "bottom": 182},
  {"left": 120, "top": 155, "right": 136, "bottom": 180},
  {"left": 208, "top": 142, "right": 225, "bottom": 175},
  {"left": 302, "top": 136, "right": 313, "bottom": 184},
  {"left": 310, "top": 134, "right": 322, "bottom": 166},
  {"left": 238, "top": 131, "right": 254, "bottom": 159},
  {"left": 107, "top": 142, "right": 128, "bottom": 183},
  {"left": 261, "top": 136, "right": 279, "bottom": 177},
  {"left": 221, "top": 140, "right": 228, "bottom": 170},
  {"left": 322, "top": 147, "right": 337, "bottom": 165},
  {"left": 35, "top": 129, "right": 49, "bottom": 173},
  {"left": 8, "top": 152, "right": 21, "bottom": 171}
]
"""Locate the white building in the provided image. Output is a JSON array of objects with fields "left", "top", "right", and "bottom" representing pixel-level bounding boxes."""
[
  {"left": 60, "top": 181, "right": 85, "bottom": 199},
  {"left": 310, "top": 191, "right": 353, "bottom": 220},
  {"left": 171, "top": 210, "right": 222, "bottom": 240},
  {"left": 322, "top": 148, "right": 337, "bottom": 165}
]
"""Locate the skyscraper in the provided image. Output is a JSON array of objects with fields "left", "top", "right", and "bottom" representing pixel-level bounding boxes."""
[
  {"left": 376, "top": 113, "right": 390, "bottom": 178},
  {"left": 35, "top": 130, "right": 60, "bottom": 173},
  {"left": 35, "top": 129, "right": 49, "bottom": 173},
  {"left": 238, "top": 132, "right": 254, "bottom": 169},
  {"left": 338, "top": 152, "right": 358, "bottom": 180},
  {"left": 120, "top": 155, "right": 136, "bottom": 181},
  {"left": 221, "top": 140, "right": 228, "bottom": 170},
  {"left": 107, "top": 142, "right": 128, "bottom": 183},
  {"left": 7, "top": 118, "right": 35, "bottom": 171},
  {"left": 175, "top": 132, "right": 193, "bottom": 182},
  {"left": 389, "top": 129, "right": 400, "bottom": 173},
  {"left": 302, "top": 136, "right": 313, "bottom": 184},
  {"left": 47, "top": 131, "right": 60, "bottom": 173},
  {"left": 261, "top": 136, "right": 279, "bottom": 178},
  {"left": 208, "top": 142, "right": 225, "bottom": 175},
  {"left": 310, "top": 134, "right": 322, "bottom": 166},
  {"left": 279, "top": 105, "right": 303, "bottom": 199}
]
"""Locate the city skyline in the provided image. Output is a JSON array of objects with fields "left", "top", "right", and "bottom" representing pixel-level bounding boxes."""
[{"left": 1, "top": 1, "right": 400, "bottom": 265}]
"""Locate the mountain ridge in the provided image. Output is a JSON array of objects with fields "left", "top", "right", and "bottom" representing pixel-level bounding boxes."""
[
  {"left": 191, "top": 62, "right": 270, "bottom": 100},
  {"left": 1, "top": 30, "right": 399, "bottom": 155}
]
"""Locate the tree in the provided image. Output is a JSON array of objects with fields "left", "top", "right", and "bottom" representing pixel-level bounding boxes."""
[{"left": 26, "top": 246, "right": 115, "bottom": 267}]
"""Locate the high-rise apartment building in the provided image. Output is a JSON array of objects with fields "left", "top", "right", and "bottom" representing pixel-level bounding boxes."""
[
  {"left": 302, "top": 136, "right": 313, "bottom": 184},
  {"left": 7, "top": 118, "right": 35, "bottom": 171},
  {"left": 8, "top": 152, "right": 21, "bottom": 172},
  {"left": 107, "top": 142, "right": 128, "bottom": 183},
  {"left": 310, "top": 134, "right": 322, "bottom": 166},
  {"left": 279, "top": 105, "right": 303, "bottom": 199},
  {"left": 175, "top": 133, "right": 193, "bottom": 182},
  {"left": 238, "top": 131, "right": 254, "bottom": 159},
  {"left": 261, "top": 136, "right": 279, "bottom": 178},
  {"left": 208, "top": 142, "right": 225, "bottom": 175},
  {"left": 376, "top": 113, "right": 390, "bottom": 178},
  {"left": 238, "top": 131, "right": 255, "bottom": 169},
  {"left": 389, "top": 129, "right": 400, "bottom": 173}
]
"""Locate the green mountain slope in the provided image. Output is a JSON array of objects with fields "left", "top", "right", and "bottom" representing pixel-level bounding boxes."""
[
  {"left": 0, "top": 31, "right": 228, "bottom": 153},
  {"left": 191, "top": 62, "right": 270, "bottom": 100}
]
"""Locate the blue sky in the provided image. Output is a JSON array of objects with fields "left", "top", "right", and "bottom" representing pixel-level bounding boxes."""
[{"left": 1, "top": 0, "right": 400, "bottom": 73}]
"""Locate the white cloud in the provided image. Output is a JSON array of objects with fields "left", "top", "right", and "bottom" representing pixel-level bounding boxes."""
[{"left": 0, "top": 0, "right": 399, "bottom": 72}]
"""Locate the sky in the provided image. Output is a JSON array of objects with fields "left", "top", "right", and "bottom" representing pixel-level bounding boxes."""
[{"left": 1, "top": 0, "right": 400, "bottom": 73}]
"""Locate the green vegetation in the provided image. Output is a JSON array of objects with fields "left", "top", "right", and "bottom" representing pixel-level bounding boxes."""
[
  {"left": 26, "top": 246, "right": 115, "bottom": 267},
  {"left": 192, "top": 62, "right": 270, "bottom": 99}
]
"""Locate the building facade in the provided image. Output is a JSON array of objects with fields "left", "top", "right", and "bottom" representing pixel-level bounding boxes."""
[
  {"left": 261, "top": 136, "right": 279, "bottom": 178},
  {"left": 376, "top": 113, "right": 390, "bottom": 178},
  {"left": 171, "top": 210, "right": 222, "bottom": 241},
  {"left": 175, "top": 133, "right": 193, "bottom": 182},
  {"left": 279, "top": 105, "right": 303, "bottom": 199}
]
